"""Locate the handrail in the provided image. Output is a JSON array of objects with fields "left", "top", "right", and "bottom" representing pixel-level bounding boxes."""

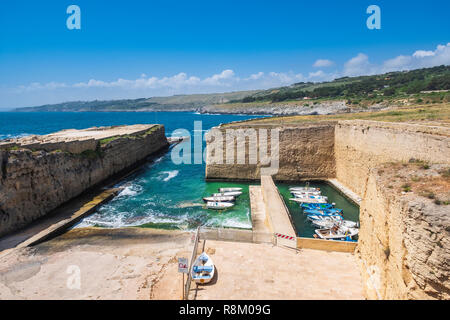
[{"left": 184, "top": 226, "right": 200, "bottom": 300}]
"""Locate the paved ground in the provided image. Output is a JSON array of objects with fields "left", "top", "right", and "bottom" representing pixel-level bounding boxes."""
[
  {"left": 0, "top": 228, "right": 364, "bottom": 300},
  {"left": 0, "top": 228, "right": 192, "bottom": 300},
  {"left": 249, "top": 186, "right": 271, "bottom": 234},
  {"left": 154, "top": 239, "right": 364, "bottom": 300}
]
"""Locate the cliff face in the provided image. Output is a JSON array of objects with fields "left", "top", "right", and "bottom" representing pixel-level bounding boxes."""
[
  {"left": 0, "top": 125, "right": 168, "bottom": 237},
  {"left": 205, "top": 123, "right": 336, "bottom": 181},
  {"left": 205, "top": 119, "right": 449, "bottom": 299},
  {"left": 358, "top": 165, "right": 449, "bottom": 300},
  {"left": 335, "top": 120, "right": 450, "bottom": 196}
]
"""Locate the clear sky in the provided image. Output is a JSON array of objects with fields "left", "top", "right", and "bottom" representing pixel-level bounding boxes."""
[{"left": 0, "top": 0, "right": 449, "bottom": 109}]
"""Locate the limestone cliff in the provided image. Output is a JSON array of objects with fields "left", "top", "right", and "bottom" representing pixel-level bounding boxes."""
[
  {"left": 205, "top": 123, "right": 336, "bottom": 181},
  {"left": 205, "top": 119, "right": 449, "bottom": 299},
  {"left": 358, "top": 164, "right": 449, "bottom": 300},
  {"left": 0, "top": 125, "right": 168, "bottom": 237}
]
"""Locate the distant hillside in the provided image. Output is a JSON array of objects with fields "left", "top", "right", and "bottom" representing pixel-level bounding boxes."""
[
  {"left": 14, "top": 90, "right": 261, "bottom": 112},
  {"left": 14, "top": 66, "right": 450, "bottom": 113},
  {"left": 233, "top": 65, "right": 450, "bottom": 103}
]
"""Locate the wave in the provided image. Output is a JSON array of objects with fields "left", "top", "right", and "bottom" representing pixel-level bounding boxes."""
[
  {"left": 0, "top": 133, "right": 31, "bottom": 140},
  {"left": 162, "top": 170, "right": 179, "bottom": 182},
  {"left": 117, "top": 184, "right": 143, "bottom": 197},
  {"left": 75, "top": 208, "right": 185, "bottom": 229}
]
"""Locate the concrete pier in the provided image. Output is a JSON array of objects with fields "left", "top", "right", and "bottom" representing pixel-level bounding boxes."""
[{"left": 260, "top": 176, "right": 296, "bottom": 246}]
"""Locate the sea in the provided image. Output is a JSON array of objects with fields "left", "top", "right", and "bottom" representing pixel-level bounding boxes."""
[{"left": 0, "top": 111, "right": 359, "bottom": 237}]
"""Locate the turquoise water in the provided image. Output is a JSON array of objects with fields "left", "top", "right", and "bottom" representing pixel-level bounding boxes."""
[
  {"left": 0, "top": 112, "right": 264, "bottom": 230},
  {"left": 0, "top": 112, "right": 360, "bottom": 235},
  {"left": 277, "top": 182, "right": 360, "bottom": 238}
]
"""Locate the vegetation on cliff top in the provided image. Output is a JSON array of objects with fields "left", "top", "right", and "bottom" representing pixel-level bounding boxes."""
[
  {"left": 226, "top": 103, "right": 450, "bottom": 127},
  {"left": 14, "top": 66, "right": 449, "bottom": 113},
  {"left": 232, "top": 65, "right": 450, "bottom": 103}
]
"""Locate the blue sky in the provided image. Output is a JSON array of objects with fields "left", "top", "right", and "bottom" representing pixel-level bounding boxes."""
[{"left": 0, "top": 0, "right": 449, "bottom": 109}]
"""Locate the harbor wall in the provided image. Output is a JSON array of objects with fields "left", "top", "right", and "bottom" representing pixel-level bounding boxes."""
[
  {"left": 0, "top": 125, "right": 168, "bottom": 237},
  {"left": 205, "top": 119, "right": 449, "bottom": 300},
  {"left": 205, "top": 123, "right": 336, "bottom": 181}
]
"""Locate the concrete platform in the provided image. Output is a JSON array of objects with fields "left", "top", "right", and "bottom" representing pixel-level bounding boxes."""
[
  {"left": 0, "top": 188, "right": 120, "bottom": 258},
  {"left": 260, "top": 176, "right": 296, "bottom": 245},
  {"left": 154, "top": 239, "right": 364, "bottom": 300},
  {"left": 249, "top": 186, "right": 271, "bottom": 234}
]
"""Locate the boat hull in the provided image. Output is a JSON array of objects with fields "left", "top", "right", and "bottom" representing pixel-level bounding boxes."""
[{"left": 191, "top": 252, "right": 215, "bottom": 284}]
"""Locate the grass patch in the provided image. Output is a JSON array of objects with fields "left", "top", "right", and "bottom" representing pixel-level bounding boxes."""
[{"left": 401, "top": 183, "right": 412, "bottom": 192}]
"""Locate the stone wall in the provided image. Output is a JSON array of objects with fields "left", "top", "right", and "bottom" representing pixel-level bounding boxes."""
[
  {"left": 205, "top": 123, "right": 336, "bottom": 181},
  {"left": 358, "top": 168, "right": 449, "bottom": 300},
  {"left": 0, "top": 125, "right": 168, "bottom": 237},
  {"left": 205, "top": 119, "right": 449, "bottom": 299}
]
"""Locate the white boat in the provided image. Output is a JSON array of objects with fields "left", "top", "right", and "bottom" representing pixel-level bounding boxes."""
[
  {"left": 289, "top": 187, "right": 320, "bottom": 192},
  {"left": 289, "top": 197, "right": 327, "bottom": 204},
  {"left": 307, "top": 215, "right": 359, "bottom": 229},
  {"left": 315, "top": 225, "right": 359, "bottom": 240},
  {"left": 203, "top": 196, "right": 235, "bottom": 203},
  {"left": 191, "top": 252, "right": 215, "bottom": 284},
  {"left": 218, "top": 187, "right": 242, "bottom": 193},
  {"left": 213, "top": 191, "right": 242, "bottom": 197},
  {"left": 206, "top": 201, "right": 234, "bottom": 210},
  {"left": 290, "top": 190, "right": 322, "bottom": 196},
  {"left": 292, "top": 195, "right": 328, "bottom": 202}
]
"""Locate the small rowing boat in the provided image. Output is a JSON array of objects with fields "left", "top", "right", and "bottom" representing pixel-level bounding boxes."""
[
  {"left": 291, "top": 190, "right": 322, "bottom": 197},
  {"left": 191, "top": 252, "right": 215, "bottom": 284},
  {"left": 212, "top": 191, "right": 242, "bottom": 197},
  {"left": 202, "top": 196, "right": 235, "bottom": 203},
  {"left": 218, "top": 187, "right": 242, "bottom": 193},
  {"left": 307, "top": 214, "right": 359, "bottom": 229},
  {"left": 315, "top": 225, "right": 359, "bottom": 240},
  {"left": 289, "top": 186, "right": 320, "bottom": 192},
  {"left": 206, "top": 201, "right": 234, "bottom": 210},
  {"left": 303, "top": 208, "right": 343, "bottom": 215},
  {"left": 301, "top": 203, "right": 335, "bottom": 210},
  {"left": 289, "top": 197, "right": 327, "bottom": 204},
  {"left": 292, "top": 194, "right": 328, "bottom": 202}
]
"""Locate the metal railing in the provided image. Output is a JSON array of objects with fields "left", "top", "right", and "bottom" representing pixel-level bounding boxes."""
[{"left": 184, "top": 226, "right": 200, "bottom": 300}]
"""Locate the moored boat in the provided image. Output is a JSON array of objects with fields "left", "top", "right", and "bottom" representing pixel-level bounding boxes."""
[
  {"left": 289, "top": 186, "right": 320, "bottom": 192},
  {"left": 315, "top": 225, "right": 359, "bottom": 240},
  {"left": 290, "top": 190, "right": 322, "bottom": 197},
  {"left": 206, "top": 201, "right": 234, "bottom": 210},
  {"left": 212, "top": 191, "right": 242, "bottom": 197},
  {"left": 307, "top": 214, "right": 358, "bottom": 229},
  {"left": 301, "top": 203, "right": 335, "bottom": 210},
  {"left": 303, "top": 208, "right": 343, "bottom": 215},
  {"left": 218, "top": 187, "right": 242, "bottom": 193},
  {"left": 292, "top": 194, "right": 328, "bottom": 202},
  {"left": 289, "top": 197, "right": 327, "bottom": 204},
  {"left": 191, "top": 252, "right": 215, "bottom": 284},
  {"left": 203, "top": 196, "right": 235, "bottom": 202}
]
